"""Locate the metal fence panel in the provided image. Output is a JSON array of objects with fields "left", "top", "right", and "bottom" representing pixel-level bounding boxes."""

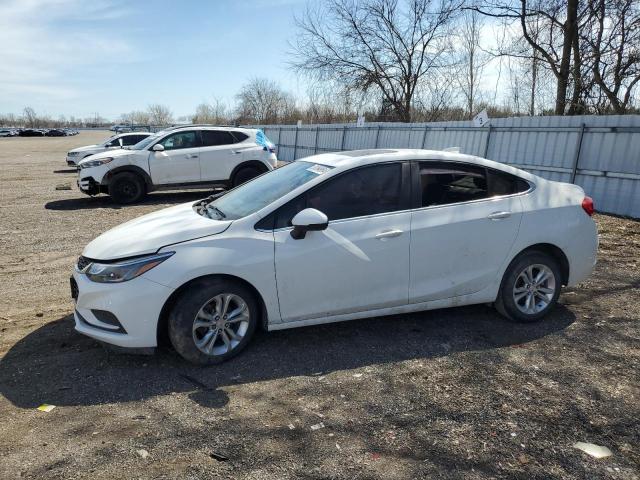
[{"left": 254, "top": 115, "right": 640, "bottom": 218}]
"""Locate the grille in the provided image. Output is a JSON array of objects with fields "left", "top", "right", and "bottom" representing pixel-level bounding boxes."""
[{"left": 77, "top": 256, "right": 91, "bottom": 271}]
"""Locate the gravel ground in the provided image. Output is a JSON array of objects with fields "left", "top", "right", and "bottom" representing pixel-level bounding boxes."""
[{"left": 0, "top": 131, "right": 638, "bottom": 479}]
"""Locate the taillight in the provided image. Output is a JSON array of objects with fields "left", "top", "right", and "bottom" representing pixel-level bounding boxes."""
[{"left": 582, "top": 196, "right": 594, "bottom": 216}]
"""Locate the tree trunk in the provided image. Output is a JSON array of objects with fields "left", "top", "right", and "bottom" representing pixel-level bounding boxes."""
[{"left": 555, "top": 0, "right": 578, "bottom": 115}]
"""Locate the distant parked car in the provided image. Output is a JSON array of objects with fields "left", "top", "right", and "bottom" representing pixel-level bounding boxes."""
[
  {"left": 46, "top": 129, "right": 66, "bottom": 137},
  {"left": 65, "top": 132, "right": 153, "bottom": 166},
  {"left": 0, "top": 129, "right": 14, "bottom": 137},
  {"left": 19, "top": 129, "right": 45, "bottom": 137},
  {"left": 76, "top": 125, "right": 278, "bottom": 204}
]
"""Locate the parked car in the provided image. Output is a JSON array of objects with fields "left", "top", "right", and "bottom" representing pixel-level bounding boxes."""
[
  {"left": 19, "top": 129, "right": 45, "bottom": 137},
  {"left": 46, "top": 128, "right": 66, "bottom": 137},
  {"left": 66, "top": 132, "right": 153, "bottom": 166},
  {"left": 0, "top": 129, "right": 15, "bottom": 137},
  {"left": 76, "top": 126, "right": 278, "bottom": 203},
  {"left": 71, "top": 149, "right": 598, "bottom": 364}
]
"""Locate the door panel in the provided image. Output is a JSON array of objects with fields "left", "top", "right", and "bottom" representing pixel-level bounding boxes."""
[
  {"left": 274, "top": 212, "right": 411, "bottom": 322},
  {"left": 409, "top": 195, "right": 523, "bottom": 303},
  {"left": 148, "top": 130, "right": 201, "bottom": 185},
  {"left": 199, "top": 146, "right": 238, "bottom": 182}
]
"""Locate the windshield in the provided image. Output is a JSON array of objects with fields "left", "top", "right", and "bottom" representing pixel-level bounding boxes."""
[
  {"left": 130, "top": 131, "right": 164, "bottom": 150},
  {"left": 207, "top": 161, "right": 333, "bottom": 220}
]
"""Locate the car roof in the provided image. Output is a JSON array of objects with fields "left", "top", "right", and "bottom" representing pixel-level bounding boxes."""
[
  {"left": 117, "top": 131, "right": 152, "bottom": 136},
  {"left": 161, "top": 124, "right": 256, "bottom": 133},
  {"left": 304, "top": 149, "right": 539, "bottom": 181}
]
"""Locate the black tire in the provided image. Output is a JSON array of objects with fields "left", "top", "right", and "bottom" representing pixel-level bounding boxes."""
[
  {"left": 232, "top": 167, "right": 262, "bottom": 187},
  {"left": 495, "top": 250, "right": 562, "bottom": 323},
  {"left": 168, "top": 278, "right": 258, "bottom": 365},
  {"left": 109, "top": 172, "right": 146, "bottom": 204}
]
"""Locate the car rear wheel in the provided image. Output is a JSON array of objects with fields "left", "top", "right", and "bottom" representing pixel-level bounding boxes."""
[
  {"left": 109, "top": 172, "right": 146, "bottom": 204},
  {"left": 495, "top": 251, "right": 562, "bottom": 323},
  {"left": 232, "top": 167, "right": 262, "bottom": 187},
  {"left": 168, "top": 279, "right": 258, "bottom": 365}
]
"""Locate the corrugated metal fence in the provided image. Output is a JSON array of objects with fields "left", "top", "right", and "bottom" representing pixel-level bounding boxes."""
[{"left": 257, "top": 115, "right": 640, "bottom": 218}]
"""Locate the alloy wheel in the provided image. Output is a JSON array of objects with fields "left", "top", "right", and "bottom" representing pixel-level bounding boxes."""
[
  {"left": 191, "top": 293, "right": 250, "bottom": 356},
  {"left": 512, "top": 264, "right": 557, "bottom": 315}
]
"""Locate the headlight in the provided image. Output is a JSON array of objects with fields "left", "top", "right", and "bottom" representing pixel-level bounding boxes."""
[
  {"left": 83, "top": 252, "right": 174, "bottom": 283},
  {"left": 81, "top": 157, "right": 114, "bottom": 169}
]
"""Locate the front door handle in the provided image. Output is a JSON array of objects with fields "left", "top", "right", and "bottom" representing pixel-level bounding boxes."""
[
  {"left": 375, "top": 229, "right": 403, "bottom": 240},
  {"left": 231, "top": 151, "right": 243, "bottom": 155},
  {"left": 187, "top": 154, "right": 199, "bottom": 159},
  {"left": 487, "top": 211, "right": 511, "bottom": 220}
]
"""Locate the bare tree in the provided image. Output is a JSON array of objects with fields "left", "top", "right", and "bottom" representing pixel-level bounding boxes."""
[
  {"left": 193, "top": 98, "right": 230, "bottom": 124},
  {"left": 455, "top": 6, "right": 489, "bottom": 116},
  {"left": 235, "top": 78, "right": 296, "bottom": 124},
  {"left": 23, "top": 107, "right": 37, "bottom": 127},
  {"left": 291, "top": 0, "right": 462, "bottom": 122},
  {"left": 147, "top": 104, "right": 173, "bottom": 125}
]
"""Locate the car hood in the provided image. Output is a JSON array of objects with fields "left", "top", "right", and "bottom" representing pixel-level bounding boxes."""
[
  {"left": 82, "top": 202, "right": 232, "bottom": 260},
  {"left": 70, "top": 144, "right": 102, "bottom": 153}
]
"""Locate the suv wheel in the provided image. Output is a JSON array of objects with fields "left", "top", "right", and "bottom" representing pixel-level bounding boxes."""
[
  {"left": 109, "top": 172, "right": 146, "bottom": 204},
  {"left": 495, "top": 251, "right": 562, "bottom": 323},
  {"left": 232, "top": 167, "right": 262, "bottom": 187},
  {"left": 168, "top": 278, "right": 258, "bottom": 365}
]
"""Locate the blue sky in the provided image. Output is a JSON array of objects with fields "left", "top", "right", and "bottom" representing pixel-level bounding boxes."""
[{"left": 0, "top": 0, "right": 312, "bottom": 120}]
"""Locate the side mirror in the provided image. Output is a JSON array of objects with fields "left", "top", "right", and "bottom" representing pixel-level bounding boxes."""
[
  {"left": 152, "top": 144, "right": 165, "bottom": 152},
  {"left": 290, "top": 208, "right": 328, "bottom": 240}
]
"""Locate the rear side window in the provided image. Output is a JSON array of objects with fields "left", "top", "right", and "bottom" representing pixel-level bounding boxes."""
[
  {"left": 201, "top": 130, "right": 235, "bottom": 147},
  {"left": 419, "top": 162, "right": 488, "bottom": 207},
  {"left": 231, "top": 132, "right": 249, "bottom": 143},
  {"left": 267, "top": 163, "right": 406, "bottom": 228},
  {"left": 487, "top": 169, "right": 530, "bottom": 196}
]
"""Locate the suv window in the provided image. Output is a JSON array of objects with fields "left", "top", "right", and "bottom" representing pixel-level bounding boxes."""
[
  {"left": 122, "top": 134, "right": 147, "bottom": 146},
  {"left": 419, "top": 162, "right": 488, "bottom": 207},
  {"left": 201, "top": 130, "right": 235, "bottom": 147},
  {"left": 159, "top": 131, "right": 198, "bottom": 150},
  {"left": 267, "top": 163, "right": 406, "bottom": 229},
  {"left": 231, "top": 132, "right": 249, "bottom": 143},
  {"left": 487, "top": 168, "right": 530, "bottom": 196}
]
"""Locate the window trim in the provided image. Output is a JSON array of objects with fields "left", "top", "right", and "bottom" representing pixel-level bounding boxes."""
[
  {"left": 255, "top": 161, "right": 412, "bottom": 231},
  {"left": 410, "top": 160, "right": 534, "bottom": 211}
]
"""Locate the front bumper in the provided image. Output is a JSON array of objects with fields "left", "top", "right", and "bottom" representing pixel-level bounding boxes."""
[
  {"left": 72, "top": 270, "right": 175, "bottom": 348},
  {"left": 77, "top": 176, "right": 100, "bottom": 195}
]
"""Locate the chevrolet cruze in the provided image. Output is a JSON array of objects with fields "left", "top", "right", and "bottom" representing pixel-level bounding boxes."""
[{"left": 71, "top": 149, "right": 598, "bottom": 364}]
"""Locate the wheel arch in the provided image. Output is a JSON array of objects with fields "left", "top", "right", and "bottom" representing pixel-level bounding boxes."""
[
  {"left": 102, "top": 165, "right": 153, "bottom": 189},
  {"left": 229, "top": 160, "right": 270, "bottom": 183},
  {"left": 509, "top": 243, "right": 570, "bottom": 286},
  {"left": 156, "top": 273, "right": 269, "bottom": 347}
]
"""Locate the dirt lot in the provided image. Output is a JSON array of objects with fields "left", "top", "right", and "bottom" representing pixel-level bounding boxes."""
[{"left": 0, "top": 131, "right": 638, "bottom": 479}]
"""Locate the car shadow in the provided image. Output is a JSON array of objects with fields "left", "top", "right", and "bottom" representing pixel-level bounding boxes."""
[
  {"left": 44, "top": 190, "right": 214, "bottom": 211},
  {"left": 0, "top": 304, "right": 576, "bottom": 409}
]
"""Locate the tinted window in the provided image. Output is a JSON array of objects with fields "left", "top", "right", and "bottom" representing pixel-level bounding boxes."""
[
  {"left": 106, "top": 138, "right": 121, "bottom": 147},
  {"left": 419, "top": 162, "right": 487, "bottom": 207},
  {"left": 231, "top": 132, "right": 249, "bottom": 143},
  {"left": 201, "top": 130, "right": 235, "bottom": 147},
  {"left": 487, "top": 169, "right": 530, "bottom": 196},
  {"left": 160, "top": 131, "right": 198, "bottom": 150},
  {"left": 268, "top": 163, "right": 405, "bottom": 228},
  {"left": 122, "top": 134, "right": 147, "bottom": 146}
]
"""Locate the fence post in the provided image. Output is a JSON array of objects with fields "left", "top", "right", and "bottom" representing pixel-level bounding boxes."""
[
  {"left": 570, "top": 123, "right": 586, "bottom": 183},
  {"left": 483, "top": 125, "right": 492, "bottom": 158},
  {"left": 374, "top": 125, "right": 381, "bottom": 148},
  {"left": 340, "top": 126, "right": 347, "bottom": 151},
  {"left": 313, "top": 126, "right": 319, "bottom": 154},
  {"left": 421, "top": 125, "right": 429, "bottom": 149},
  {"left": 293, "top": 126, "right": 299, "bottom": 161}
]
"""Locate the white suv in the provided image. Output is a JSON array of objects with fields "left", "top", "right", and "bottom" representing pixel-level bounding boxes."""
[
  {"left": 76, "top": 126, "right": 277, "bottom": 204},
  {"left": 66, "top": 132, "right": 153, "bottom": 166}
]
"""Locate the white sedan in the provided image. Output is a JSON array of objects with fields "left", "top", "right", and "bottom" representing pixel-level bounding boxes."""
[{"left": 71, "top": 149, "right": 598, "bottom": 364}]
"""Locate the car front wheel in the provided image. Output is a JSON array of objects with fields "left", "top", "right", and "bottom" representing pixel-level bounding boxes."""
[
  {"left": 495, "top": 251, "right": 562, "bottom": 323},
  {"left": 168, "top": 279, "right": 258, "bottom": 365},
  {"left": 109, "top": 172, "right": 146, "bottom": 204}
]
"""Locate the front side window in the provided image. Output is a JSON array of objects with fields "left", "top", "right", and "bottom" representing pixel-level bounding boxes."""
[
  {"left": 160, "top": 131, "right": 198, "bottom": 150},
  {"left": 201, "top": 130, "right": 235, "bottom": 147},
  {"left": 419, "top": 162, "right": 488, "bottom": 207},
  {"left": 267, "top": 163, "right": 406, "bottom": 229},
  {"left": 106, "top": 137, "right": 122, "bottom": 147},
  {"left": 122, "top": 134, "right": 147, "bottom": 146}
]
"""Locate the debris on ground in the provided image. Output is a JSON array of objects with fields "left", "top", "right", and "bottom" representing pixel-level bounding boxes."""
[
  {"left": 573, "top": 442, "right": 613, "bottom": 458},
  {"left": 37, "top": 404, "right": 55, "bottom": 412}
]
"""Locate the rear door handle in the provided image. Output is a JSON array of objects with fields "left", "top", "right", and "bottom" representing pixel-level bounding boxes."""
[
  {"left": 487, "top": 211, "right": 511, "bottom": 220},
  {"left": 375, "top": 229, "right": 403, "bottom": 240},
  {"left": 232, "top": 151, "right": 243, "bottom": 155}
]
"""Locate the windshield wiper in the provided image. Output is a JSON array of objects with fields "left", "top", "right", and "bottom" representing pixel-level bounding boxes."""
[{"left": 207, "top": 205, "right": 226, "bottom": 219}]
